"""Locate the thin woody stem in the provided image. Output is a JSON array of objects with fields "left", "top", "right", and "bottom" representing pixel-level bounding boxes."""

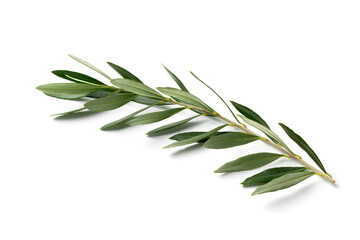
[{"left": 164, "top": 98, "right": 335, "bottom": 183}]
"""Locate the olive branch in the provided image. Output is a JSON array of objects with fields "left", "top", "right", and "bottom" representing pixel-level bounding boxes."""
[{"left": 36, "top": 55, "right": 335, "bottom": 196}]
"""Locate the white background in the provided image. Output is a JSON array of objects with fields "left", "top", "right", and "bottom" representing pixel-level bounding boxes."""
[{"left": 1, "top": 1, "right": 359, "bottom": 239}]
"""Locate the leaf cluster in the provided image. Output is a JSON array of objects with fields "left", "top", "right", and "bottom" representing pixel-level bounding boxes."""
[{"left": 36, "top": 55, "right": 333, "bottom": 196}]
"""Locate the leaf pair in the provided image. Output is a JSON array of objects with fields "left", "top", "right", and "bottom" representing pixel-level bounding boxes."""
[
  {"left": 51, "top": 70, "right": 115, "bottom": 99},
  {"left": 101, "top": 106, "right": 185, "bottom": 130},
  {"left": 157, "top": 87, "right": 214, "bottom": 112},
  {"left": 69, "top": 55, "right": 143, "bottom": 84},
  {"left": 101, "top": 105, "right": 154, "bottom": 130},
  {"left": 251, "top": 170, "right": 314, "bottom": 195},
  {"left": 127, "top": 107, "right": 185, "bottom": 125},
  {"left": 242, "top": 166, "right": 308, "bottom": 186},
  {"left": 169, "top": 131, "right": 232, "bottom": 141},
  {"left": 43, "top": 55, "right": 116, "bottom": 100},
  {"left": 162, "top": 67, "right": 213, "bottom": 115},
  {"left": 52, "top": 70, "right": 106, "bottom": 86},
  {"left": 164, "top": 124, "right": 228, "bottom": 148},
  {"left": 167, "top": 131, "right": 261, "bottom": 149},
  {"left": 111, "top": 79, "right": 165, "bottom": 100},
  {"left": 146, "top": 115, "right": 201, "bottom": 136},
  {"left": 36, "top": 83, "right": 104, "bottom": 100}
]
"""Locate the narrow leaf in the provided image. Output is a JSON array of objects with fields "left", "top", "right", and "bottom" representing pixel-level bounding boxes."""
[
  {"left": 84, "top": 93, "right": 136, "bottom": 112},
  {"left": 101, "top": 105, "right": 153, "bottom": 130},
  {"left": 107, "top": 62, "right": 142, "bottom": 82},
  {"left": 68, "top": 55, "right": 111, "bottom": 80},
  {"left": 279, "top": 123, "right": 327, "bottom": 174},
  {"left": 169, "top": 131, "right": 235, "bottom": 142},
  {"left": 170, "top": 131, "right": 207, "bottom": 141},
  {"left": 111, "top": 79, "right": 164, "bottom": 99},
  {"left": 132, "top": 96, "right": 170, "bottom": 105},
  {"left": 146, "top": 115, "right": 200, "bottom": 136},
  {"left": 162, "top": 65, "right": 189, "bottom": 92},
  {"left": 157, "top": 87, "right": 213, "bottom": 112},
  {"left": 214, "top": 152, "right": 285, "bottom": 173},
  {"left": 36, "top": 83, "right": 102, "bottom": 100},
  {"left": 164, "top": 124, "right": 228, "bottom": 148},
  {"left": 203, "top": 132, "right": 261, "bottom": 149},
  {"left": 52, "top": 70, "right": 106, "bottom": 85},
  {"left": 190, "top": 71, "right": 240, "bottom": 124},
  {"left": 51, "top": 107, "right": 87, "bottom": 116},
  {"left": 241, "top": 167, "right": 307, "bottom": 186},
  {"left": 231, "top": 101, "right": 269, "bottom": 128},
  {"left": 252, "top": 171, "right": 314, "bottom": 195},
  {"left": 86, "top": 89, "right": 114, "bottom": 98},
  {"left": 126, "top": 107, "right": 185, "bottom": 125},
  {"left": 238, "top": 114, "right": 294, "bottom": 154}
]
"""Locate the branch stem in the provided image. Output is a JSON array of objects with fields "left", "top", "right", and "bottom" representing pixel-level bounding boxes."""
[{"left": 164, "top": 98, "right": 335, "bottom": 183}]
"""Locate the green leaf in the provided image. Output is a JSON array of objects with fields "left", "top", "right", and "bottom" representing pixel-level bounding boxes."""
[
  {"left": 190, "top": 71, "right": 240, "bottom": 124},
  {"left": 52, "top": 70, "right": 106, "bottom": 85},
  {"left": 68, "top": 54, "right": 111, "bottom": 80},
  {"left": 252, "top": 171, "right": 315, "bottom": 195},
  {"left": 86, "top": 89, "right": 114, "bottom": 98},
  {"left": 238, "top": 114, "right": 294, "bottom": 154},
  {"left": 170, "top": 131, "right": 207, "bottom": 141},
  {"left": 84, "top": 93, "right": 136, "bottom": 112},
  {"left": 214, "top": 152, "right": 285, "bottom": 173},
  {"left": 51, "top": 107, "right": 87, "bottom": 116},
  {"left": 203, "top": 132, "right": 261, "bottom": 149},
  {"left": 241, "top": 167, "right": 307, "bottom": 186},
  {"left": 111, "top": 79, "right": 164, "bottom": 99},
  {"left": 132, "top": 96, "right": 170, "bottom": 105},
  {"left": 164, "top": 124, "right": 228, "bottom": 148},
  {"left": 101, "top": 105, "right": 153, "bottom": 130},
  {"left": 231, "top": 101, "right": 270, "bottom": 128},
  {"left": 169, "top": 131, "right": 235, "bottom": 142},
  {"left": 36, "top": 83, "right": 102, "bottom": 100},
  {"left": 162, "top": 65, "right": 189, "bottom": 92},
  {"left": 279, "top": 123, "right": 327, "bottom": 174},
  {"left": 157, "top": 87, "right": 213, "bottom": 112},
  {"left": 146, "top": 115, "right": 200, "bottom": 136},
  {"left": 126, "top": 107, "right": 185, "bottom": 125},
  {"left": 107, "top": 62, "right": 142, "bottom": 82}
]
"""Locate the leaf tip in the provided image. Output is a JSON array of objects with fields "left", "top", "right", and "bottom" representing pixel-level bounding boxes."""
[
  {"left": 189, "top": 71, "right": 198, "bottom": 79},
  {"left": 162, "top": 144, "right": 172, "bottom": 149}
]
